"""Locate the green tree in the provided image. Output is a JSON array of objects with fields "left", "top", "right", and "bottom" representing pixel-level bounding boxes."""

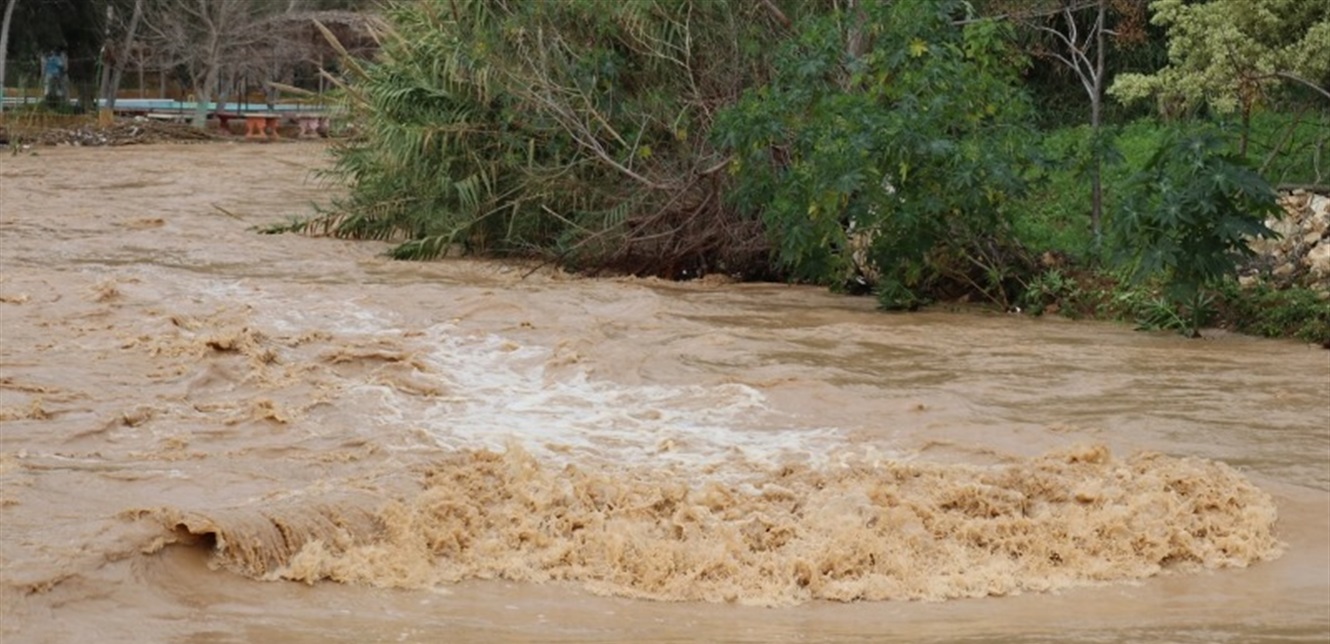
[
  {"left": 1110, "top": 0, "right": 1330, "bottom": 155},
  {"left": 714, "top": 0, "right": 1035, "bottom": 309},
  {"left": 973, "top": 0, "right": 1153, "bottom": 244},
  {"left": 1112, "top": 128, "right": 1280, "bottom": 336}
]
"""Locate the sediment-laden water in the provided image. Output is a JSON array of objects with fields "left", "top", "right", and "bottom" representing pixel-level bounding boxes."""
[{"left": 1, "top": 143, "right": 1326, "bottom": 642}]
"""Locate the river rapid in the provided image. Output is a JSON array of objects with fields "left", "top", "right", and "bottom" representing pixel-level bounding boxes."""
[{"left": 1, "top": 143, "right": 1326, "bottom": 643}]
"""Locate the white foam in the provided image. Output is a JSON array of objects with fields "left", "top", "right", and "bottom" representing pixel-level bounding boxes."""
[
  {"left": 158, "top": 272, "right": 856, "bottom": 472},
  {"left": 373, "top": 325, "right": 846, "bottom": 471}
]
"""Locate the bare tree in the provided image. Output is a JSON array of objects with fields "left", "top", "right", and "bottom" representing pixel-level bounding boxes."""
[
  {"left": 96, "top": 0, "right": 144, "bottom": 116},
  {"left": 138, "top": 0, "right": 355, "bottom": 125},
  {"left": 141, "top": 0, "right": 276, "bottom": 127},
  {"left": 1030, "top": 1, "right": 1112, "bottom": 244},
  {"left": 975, "top": 0, "right": 1148, "bottom": 245},
  {"left": 0, "top": 0, "right": 17, "bottom": 114}
]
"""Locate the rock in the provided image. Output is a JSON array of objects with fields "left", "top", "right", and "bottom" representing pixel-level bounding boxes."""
[
  {"left": 1310, "top": 196, "right": 1330, "bottom": 234},
  {"left": 1282, "top": 196, "right": 1308, "bottom": 220},
  {"left": 1268, "top": 217, "right": 1301, "bottom": 239},
  {"left": 1305, "top": 243, "right": 1330, "bottom": 278},
  {"left": 1246, "top": 191, "right": 1330, "bottom": 289}
]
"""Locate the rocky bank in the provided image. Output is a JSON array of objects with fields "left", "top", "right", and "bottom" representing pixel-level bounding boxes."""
[{"left": 1244, "top": 189, "right": 1330, "bottom": 292}]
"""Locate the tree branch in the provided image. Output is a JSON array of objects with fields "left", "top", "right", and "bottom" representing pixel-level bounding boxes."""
[
  {"left": 1272, "top": 71, "right": 1330, "bottom": 102},
  {"left": 758, "top": 0, "right": 790, "bottom": 30}
]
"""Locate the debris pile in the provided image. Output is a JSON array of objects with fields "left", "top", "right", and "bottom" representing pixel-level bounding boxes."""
[{"left": 2, "top": 118, "right": 223, "bottom": 147}]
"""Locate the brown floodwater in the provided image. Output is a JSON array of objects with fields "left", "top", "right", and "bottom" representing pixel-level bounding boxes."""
[{"left": 1, "top": 143, "right": 1326, "bottom": 643}]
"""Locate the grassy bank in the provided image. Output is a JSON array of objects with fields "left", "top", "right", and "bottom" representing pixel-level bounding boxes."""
[
  {"left": 1009, "top": 112, "right": 1330, "bottom": 346},
  {"left": 1017, "top": 267, "right": 1330, "bottom": 346},
  {"left": 1013, "top": 111, "right": 1328, "bottom": 260}
]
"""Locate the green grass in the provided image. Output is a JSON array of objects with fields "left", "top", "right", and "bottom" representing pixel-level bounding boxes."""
[
  {"left": 1012, "top": 110, "right": 1329, "bottom": 260},
  {"left": 1224, "top": 108, "right": 1330, "bottom": 187},
  {"left": 1216, "top": 282, "right": 1330, "bottom": 345},
  {"left": 1009, "top": 110, "right": 1330, "bottom": 344}
]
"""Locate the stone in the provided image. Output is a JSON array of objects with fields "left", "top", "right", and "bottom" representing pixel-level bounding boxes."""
[
  {"left": 1304, "top": 243, "right": 1330, "bottom": 277},
  {"left": 1268, "top": 217, "right": 1300, "bottom": 239},
  {"left": 1310, "top": 196, "right": 1330, "bottom": 231},
  {"left": 1304, "top": 231, "right": 1324, "bottom": 246}
]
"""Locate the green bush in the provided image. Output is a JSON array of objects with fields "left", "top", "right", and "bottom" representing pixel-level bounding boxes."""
[
  {"left": 1011, "top": 109, "right": 1326, "bottom": 267},
  {"left": 1217, "top": 283, "right": 1330, "bottom": 345},
  {"left": 1019, "top": 268, "right": 1084, "bottom": 316},
  {"left": 714, "top": 0, "right": 1036, "bottom": 309},
  {"left": 1111, "top": 127, "right": 1280, "bottom": 336},
  {"left": 303, "top": 0, "right": 800, "bottom": 277}
]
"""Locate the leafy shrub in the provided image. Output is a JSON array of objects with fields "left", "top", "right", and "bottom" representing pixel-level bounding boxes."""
[
  {"left": 1216, "top": 282, "right": 1330, "bottom": 345},
  {"left": 1020, "top": 268, "right": 1084, "bottom": 316},
  {"left": 1110, "top": 127, "right": 1280, "bottom": 336},
  {"left": 713, "top": 0, "right": 1036, "bottom": 309},
  {"left": 305, "top": 0, "right": 800, "bottom": 278}
]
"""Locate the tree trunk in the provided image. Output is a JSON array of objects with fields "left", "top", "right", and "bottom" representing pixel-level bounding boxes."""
[
  {"left": 1089, "top": 0, "right": 1106, "bottom": 247},
  {"left": 97, "top": 55, "right": 114, "bottom": 121},
  {"left": 192, "top": 64, "right": 218, "bottom": 128},
  {"left": 1239, "top": 103, "right": 1252, "bottom": 159},
  {"left": 106, "top": 0, "right": 144, "bottom": 112},
  {"left": 191, "top": 27, "right": 223, "bottom": 129},
  {"left": 97, "top": 3, "right": 114, "bottom": 121},
  {"left": 0, "top": 0, "right": 18, "bottom": 115}
]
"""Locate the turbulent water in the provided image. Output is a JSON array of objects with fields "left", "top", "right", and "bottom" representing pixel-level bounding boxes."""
[{"left": 1, "top": 143, "right": 1327, "bottom": 642}]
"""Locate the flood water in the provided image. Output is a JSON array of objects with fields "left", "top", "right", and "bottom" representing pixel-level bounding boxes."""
[{"left": 1, "top": 143, "right": 1327, "bottom": 643}]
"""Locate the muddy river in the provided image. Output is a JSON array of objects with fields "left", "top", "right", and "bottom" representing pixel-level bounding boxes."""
[{"left": 1, "top": 143, "right": 1327, "bottom": 642}]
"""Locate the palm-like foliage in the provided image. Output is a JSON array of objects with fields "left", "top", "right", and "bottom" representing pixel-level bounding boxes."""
[{"left": 308, "top": 0, "right": 805, "bottom": 277}]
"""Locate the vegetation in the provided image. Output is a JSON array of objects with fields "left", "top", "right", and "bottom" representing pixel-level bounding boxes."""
[
  {"left": 291, "top": 0, "right": 805, "bottom": 277},
  {"left": 286, "top": 0, "right": 1329, "bottom": 343},
  {"left": 1109, "top": 0, "right": 1330, "bottom": 155},
  {"left": 12, "top": 0, "right": 1324, "bottom": 344},
  {"left": 1215, "top": 282, "right": 1330, "bottom": 345},
  {"left": 1013, "top": 110, "right": 1327, "bottom": 260},
  {"left": 0, "top": 0, "right": 373, "bottom": 118},
  {"left": 714, "top": 0, "right": 1035, "bottom": 309},
  {"left": 1110, "top": 128, "right": 1280, "bottom": 336}
]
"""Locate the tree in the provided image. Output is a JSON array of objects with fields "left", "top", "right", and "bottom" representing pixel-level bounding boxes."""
[
  {"left": 141, "top": 0, "right": 334, "bottom": 126},
  {"left": 1112, "top": 128, "right": 1280, "bottom": 336},
  {"left": 0, "top": 0, "right": 17, "bottom": 114},
  {"left": 1110, "top": 0, "right": 1330, "bottom": 156},
  {"left": 975, "top": 0, "right": 1151, "bottom": 245},
  {"left": 715, "top": 0, "right": 1036, "bottom": 308},
  {"left": 1031, "top": 0, "right": 1112, "bottom": 245},
  {"left": 142, "top": 0, "right": 253, "bottom": 126},
  {"left": 96, "top": 0, "right": 144, "bottom": 116},
  {"left": 303, "top": 0, "right": 805, "bottom": 278}
]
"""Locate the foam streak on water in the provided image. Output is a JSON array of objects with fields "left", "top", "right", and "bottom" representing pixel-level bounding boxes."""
[{"left": 399, "top": 326, "right": 840, "bottom": 470}]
